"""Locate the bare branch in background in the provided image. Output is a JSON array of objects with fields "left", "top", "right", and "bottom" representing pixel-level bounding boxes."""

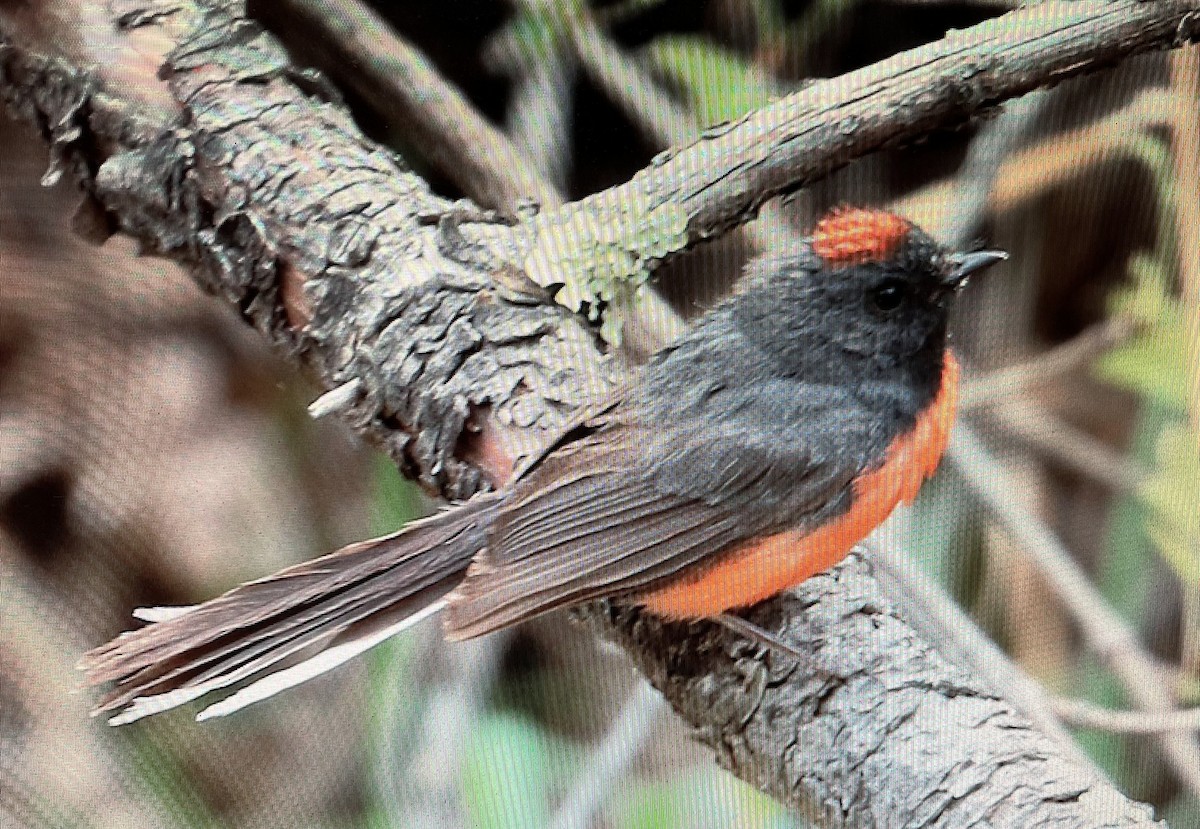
[
  {"left": 949, "top": 424, "right": 1200, "bottom": 799},
  {"left": 960, "top": 318, "right": 1139, "bottom": 411},
  {"left": 1053, "top": 697, "right": 1200, "bottom": 736},
  {"left": 960, "top": 319, "right": 1146, "bottom": 488},
  {"left": 375, "top": 631, "right": 510, "bottom": 828},
  {"left": 977, "top": 397, "right": 1147, "bottom": 492},
  {"left": 554, "top": 1, "right": 696, "bottom": 148},
  {"left": 548, "top": 680, "right": 665, "bottom": 829},
  {"left": 938, "top": 89, "right": 1054, "bottom": 248},
  {"left": 492, "top": 34, "right": 575, "bottom": 192},
  {"left": 892, "top": 86, "right": 1177, "bottom": 227}
]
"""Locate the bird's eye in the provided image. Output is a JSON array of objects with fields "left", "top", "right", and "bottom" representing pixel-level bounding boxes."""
[{"left": 869, "top": 278, "right": 906, "bottom": 313}]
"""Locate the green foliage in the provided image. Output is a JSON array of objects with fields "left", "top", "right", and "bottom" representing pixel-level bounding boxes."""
[
  {"left": 1140, "top": 423, "right": 1200, "bottom": 584},
  {"left": 1093, "top": 131, "right": 1183, "bottom": 409},
  {"left": 1091, "top": 150, "right": 1198, "bottom": 585},
  {"left": 1072, "top": 406, "right": 1165, "bottom": 779},
  {"left": 460, "top": 713, "right": 577, "bottom": 829},
  {"left": 1072, "top": 656, "right": 1134, "bottom": 783},
  {"left": 615, "top": 765, "right": 792, "bottom": 829},
  {"left": 362, "top": 628, "right": 428, "bottom": 829},
  {"left": 525, "top": 192, "right": 689, "bottom": 344},
  {"left": 504, "top": 8, "right": 562, "bottom": 64},
  {"left": 368, "top": 452, "right": 425, "bottom": 536},
  {"left": 1088, "top": 179, "right": 1198, "bottom": 594},
  {"left": 361, "top": 453, "right": 433, "bottom": 827},
  {"left": 643, "top": 35, "right": 775, "bottom": 125},
  {"left": 909, "top": 468, "right": 975, "bottom": 589},
  {"left": 1163, "top": 794, "right": 1200, "bottom": 829},
  {"left": 748, "top": 0, "right": 788, "bottom": 39},
  {"left": 116, "top": 725, "right": 217, "bottom": 828},
  {"left": 1095, "top": 254, "right": 1191, "bottom": 411}
]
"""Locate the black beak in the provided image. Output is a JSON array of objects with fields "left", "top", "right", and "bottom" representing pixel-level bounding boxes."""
[{"left": 944, "top": 249, "right": 1007, "bottom": 290}]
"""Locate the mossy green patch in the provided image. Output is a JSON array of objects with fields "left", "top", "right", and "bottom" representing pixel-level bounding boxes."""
[{"left": 524, "top": 192, "right": 689, "bottom": 345}]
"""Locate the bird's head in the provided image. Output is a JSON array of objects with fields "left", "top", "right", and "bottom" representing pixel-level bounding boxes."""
[{"left": 733, "top": 206, "right": 1007, "bottom": 379}]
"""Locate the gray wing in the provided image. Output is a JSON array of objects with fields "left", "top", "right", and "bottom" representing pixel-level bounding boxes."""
[{"left": 443, "top": 413, "right": 858, "bottom": 639}]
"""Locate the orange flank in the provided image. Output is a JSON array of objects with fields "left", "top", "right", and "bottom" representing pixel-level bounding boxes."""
[
  {"left": 810, "top": 207, "right": 912, "bottom": 266},
  {"left": 639, "top": 351, "right": 960, "bottom": 618}
]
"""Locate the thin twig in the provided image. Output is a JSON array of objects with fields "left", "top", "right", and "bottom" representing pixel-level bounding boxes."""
[
  {"left": 407, "top": 634, "right": 511, "bottom": 823},
  {"left": 559, "top": 4, "right": 694, "bottom": 148},
  {"left": 892, "top": 87, "right": 1177, "bottom": 225},
  {"left": 960, "top": 318, "right": 1138, "bottom": 411},
  {"left": 975, "top": 397, "right": 1147, "bottom": 492},
  {"left": 940, "top": 89, "right": 1053, "bottom": 248},
  {"left": 949, "top": 423, "right": 1200, "bottom": 799},
  {"left": 547, "top": 681, "right": 665, "bottom": 829},
  {"left": 496, "top": 41, "right": 575, "bottom": 192},
  {"left": 1053, "top": 696, "right": 1200, "bottom": 735},
  {"left": 367, "top": 623, "right": 511, "bottom": 828}
]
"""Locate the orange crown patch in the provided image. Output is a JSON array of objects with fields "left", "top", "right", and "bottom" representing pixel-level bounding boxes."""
[{"left": 810, "top": 207, "right": 912, "bottom": 265}]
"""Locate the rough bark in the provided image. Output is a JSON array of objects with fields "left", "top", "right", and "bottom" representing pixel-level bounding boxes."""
[
  {"left": 622, "top": 0, "right": 1200, "bottom": 243},
  {"left": 3, "top": 0, "right": 1195, "bottom": 825}
]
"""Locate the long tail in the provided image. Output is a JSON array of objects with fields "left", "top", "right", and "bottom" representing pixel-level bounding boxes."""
[{"left": 80, "top": 493, "right": 502, "bottom": 724}]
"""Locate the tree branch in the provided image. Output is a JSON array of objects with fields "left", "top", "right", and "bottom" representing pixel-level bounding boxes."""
[
  {"left": 3, "top": 0, "right": 1195, "bottom": 824},
  {"left": 960, "top": 318, "right": 1139, "bottom": 412},
  {"left": 618, "top": 0, "right": 1200, "bottom": 248},
  {"left": 258, "top": 0, "right": 685, "bottom": 358},
  {"left": 252, "top": 0, "right": 558, "bottom": 214},
  {"left": 1052, "top": 697, "right": 1200, "bottom": 736}
]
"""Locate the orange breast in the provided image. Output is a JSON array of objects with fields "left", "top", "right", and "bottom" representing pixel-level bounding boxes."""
[{"left": 639, "top": 351, "right": 960, "bottom": 619}]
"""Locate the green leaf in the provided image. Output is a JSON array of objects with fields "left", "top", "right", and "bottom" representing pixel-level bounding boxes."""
[
  {"left": 643, "top": 35, "right": 775, "bottom": 125},
  {"left": 502, "top": 8, "right": 564, "bottom": 64},
  {"left": 1140, "top": 423, "right": 1200, "bottom": 584},
  {"left": 616, "top": 765, "right": 789, "bottom": 829},
  {"left": 461, "top": 714, "right": 573, "bottom": 829},
  {"left": 909, "top": 470, "right": 973, "bottom": 589},
  {"left": 1094, "top": 254, "right": 1191, "bottom": 411},
  {"left": 370, "top": 452, "right": 424, "bottom": 536},
  {"left": 1095, "top": 326, "right": 1191, "bottom": 410}
]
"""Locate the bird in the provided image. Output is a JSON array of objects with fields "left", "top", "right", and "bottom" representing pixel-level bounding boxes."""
[{"left": 80, "top": 206, "right": 1006, "bottom": 724}]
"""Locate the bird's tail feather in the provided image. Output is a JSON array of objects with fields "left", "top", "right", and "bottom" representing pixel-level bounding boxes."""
[{"left": 80, "top": 493, "right": 502, "bottom": 723}]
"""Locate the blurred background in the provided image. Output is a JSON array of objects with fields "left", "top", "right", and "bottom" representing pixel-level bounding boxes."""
[{"left": 1, "top": 1, "right": 1197, "bottom": 827}]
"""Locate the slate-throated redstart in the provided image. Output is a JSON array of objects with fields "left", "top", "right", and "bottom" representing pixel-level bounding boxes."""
[{"left": 82, "top": 207, "right": 1006, "bottom": 723}]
